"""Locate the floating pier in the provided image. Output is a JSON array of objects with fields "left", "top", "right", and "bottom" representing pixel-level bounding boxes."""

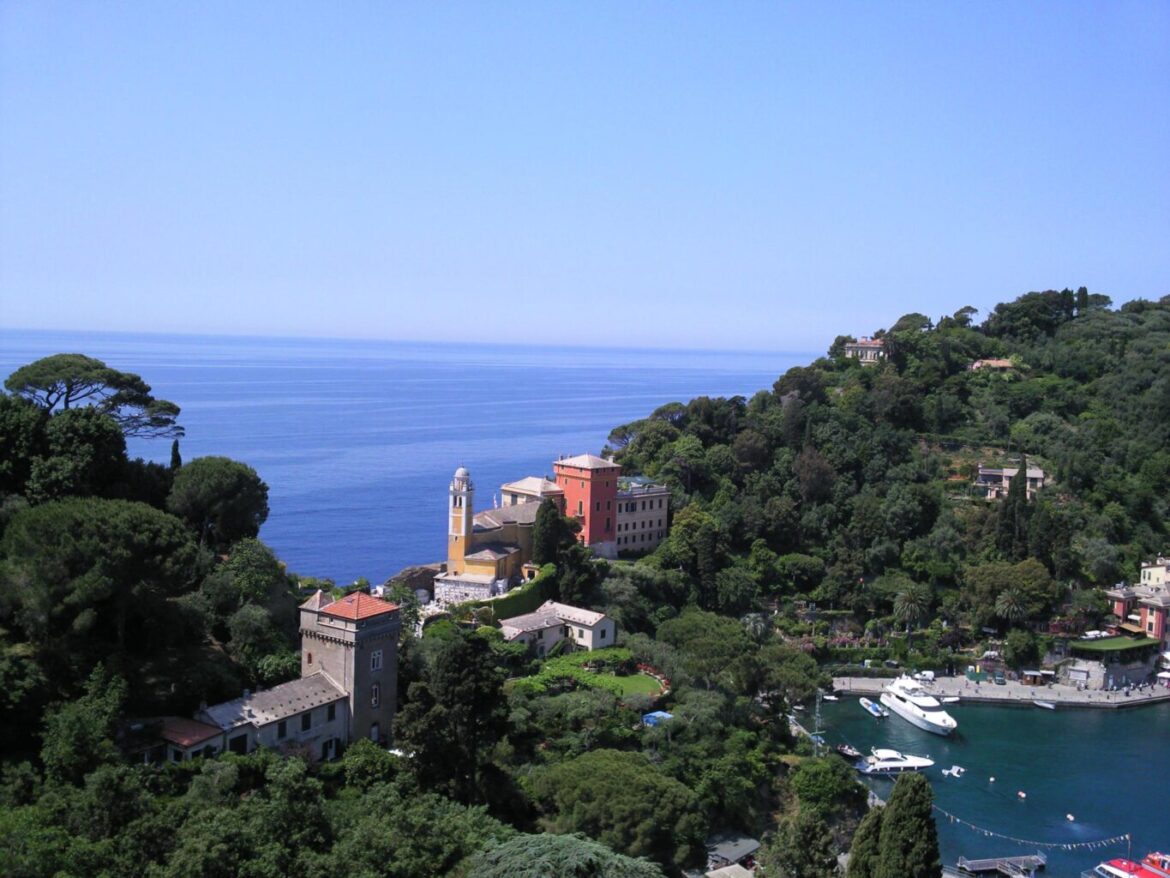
[{"left": 957, "top": 852, "right": 1047, "bottom": 877}]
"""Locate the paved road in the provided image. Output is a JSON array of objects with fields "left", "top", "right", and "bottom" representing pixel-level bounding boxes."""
[{"left": 831, "top": 675, "right": 1170, "bottom": 709}]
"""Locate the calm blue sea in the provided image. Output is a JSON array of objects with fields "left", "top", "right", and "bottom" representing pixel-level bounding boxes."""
[
  {"left": 821, "top": 698, "right": 1170, "bottom": 877},
  {"left": 0, "top": 329, "right": 808, "bottom": 584}
]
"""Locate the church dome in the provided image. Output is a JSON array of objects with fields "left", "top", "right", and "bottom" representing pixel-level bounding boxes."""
[{"left": 454, "top": 466, "right": 470, "bottom": 480}]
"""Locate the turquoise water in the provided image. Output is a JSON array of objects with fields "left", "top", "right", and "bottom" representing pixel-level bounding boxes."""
[
  {"left": 0, "top": 329, "right": 808, "bottom": 583},
  {"left": 820, "top": 697, "right": 1170, "bottom": 877}
]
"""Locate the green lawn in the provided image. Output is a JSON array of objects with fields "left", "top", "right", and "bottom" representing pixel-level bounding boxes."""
[{"left": 1071, "top": 636, "right": 1160, "bottom": 652}]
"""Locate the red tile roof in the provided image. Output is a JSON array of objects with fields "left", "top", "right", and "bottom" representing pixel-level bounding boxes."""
[
  {"left": 320, "top": 591, "right": 399, "bottom": 621},
  {"left": 160, "top": 716, "right": 223, "bottom": 748}
]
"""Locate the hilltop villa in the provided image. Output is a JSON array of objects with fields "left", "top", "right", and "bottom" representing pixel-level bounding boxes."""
[{"left": 844, "top": 337, "right": 885, "bottom": 364}]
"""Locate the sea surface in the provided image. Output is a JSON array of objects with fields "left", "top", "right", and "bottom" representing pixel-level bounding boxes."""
[
  {"left": 0, "top": 329, "right": 808, "bottom": 584},
  {"left": 820, "top": 697, "right": 1170, "bottom": 877}
]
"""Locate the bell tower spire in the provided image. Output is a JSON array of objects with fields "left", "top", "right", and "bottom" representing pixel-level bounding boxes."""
[{"left": 448, "top": 466, "right": 474, "bottom": 574}]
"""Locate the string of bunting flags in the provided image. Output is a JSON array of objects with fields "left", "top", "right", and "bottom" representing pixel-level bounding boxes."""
[{"left": 932, "top": 805, "right": 1131, "bottom": 851}]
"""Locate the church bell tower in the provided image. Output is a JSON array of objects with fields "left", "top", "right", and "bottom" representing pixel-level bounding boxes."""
[{"left": 448, "top": 466, "right": 474, "bottom": 574}]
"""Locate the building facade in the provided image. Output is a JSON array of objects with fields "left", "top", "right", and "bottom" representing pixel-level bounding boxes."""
[
  {"left": 975, "top": 465, "right": 1047, "bottom": 501},
  {"left": 553, "top": 453, "right": 620, "bottom": 558},
  {"left": 182, "top": 590, "right": 401, "bottom": 762},
  {"left": 499, "top": 600, "right": 616, "bottom": 656},
  {"left": 615, "top": 478, "right": 670, "bottom": 554},
  {"left": 500, "top": 476, "right": 564, "bottom": 508},
  {"left": 1107, "top": 558, "right": 1170, "bottom": 643},
  {"left": 299, "top": 590, "right": 402, "bottom": 744},
  {"left": 434, "top": 466, "right": 542, "bottom": 606},
  {"left": 844, "top": 337, "right": 885, "bottom": 364},
  {"left": 433, "top": 457, "right": 669, "bottom": 604}
]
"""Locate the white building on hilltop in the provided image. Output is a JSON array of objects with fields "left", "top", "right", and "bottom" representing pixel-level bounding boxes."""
[{"left": 499, "top": 601, "right": 616, "bottom": 657}]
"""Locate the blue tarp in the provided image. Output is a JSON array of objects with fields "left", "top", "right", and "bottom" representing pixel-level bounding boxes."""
[{"left": 642, "top": 710, "right": 673, "bottom": 726}]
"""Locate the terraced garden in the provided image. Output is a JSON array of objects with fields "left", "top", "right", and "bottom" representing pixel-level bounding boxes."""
[{"left": 508, "top": 647, "right": 665, "bottom": 699}]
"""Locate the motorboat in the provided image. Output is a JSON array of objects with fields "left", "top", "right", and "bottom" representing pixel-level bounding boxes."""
[
  {"left": 880, "top": 676, "right": 958, "bottom": 735},
  {"left": 855, "top": 747, "right": 934, "bottom": 775},
  {"left": 836, "top": 743, "right": 862, "bottom": 759},
  {"left": 1142, "top": 853, "right": 1170, "bottom": 878},
  {"left": 941, "top": 764, "right": 965, "bottom": 778},
  {"left": 860, "top": 697, "right": 888, "bottom": 719},
  {"left": 822, "top": 693, "right": 839, "bottom": 701},
  {"left": 1086, "top": 858, "right": 1165, "bottom": 878},
  {"left": 1033, "top": 699, "right": 1057, "bottom": 710},
  {"left": 941, "top": 696, "right": 961, "bottom": 704}
]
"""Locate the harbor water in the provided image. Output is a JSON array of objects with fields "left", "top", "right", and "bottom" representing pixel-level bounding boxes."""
[{"left": 820, "top": 696, "right": 1170, "bottom": 877}]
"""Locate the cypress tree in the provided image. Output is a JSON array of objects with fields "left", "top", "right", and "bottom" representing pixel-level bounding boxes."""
[
  {"left": 846, "top": 805, "right": 883, "bottom": 878},
  {"left": 996, "top": 455, "right": 1031, "bottom": 560},
  {"left": 874, "top": 773, "right": 941, "bottom": 878},
  {"left": 532, "top": 498, "right": 563, "bottom": 566},
  {"left": 765, "top": 810, "right": 838, "bottom": 878},
  {"left": 170, "top": 439, "right": 182, "bottom": 472}
]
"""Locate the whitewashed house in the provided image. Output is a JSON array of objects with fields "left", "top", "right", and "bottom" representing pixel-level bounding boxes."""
[{"left": 499, "top": 601, "right": 616, "bottom": 656}]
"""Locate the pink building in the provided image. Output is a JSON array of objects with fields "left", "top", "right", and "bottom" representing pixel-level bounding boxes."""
[
  {"left": 1106, "top": 560, "right": 1170, "bottom": 642},
  {"left": 553, "top": 453, "right": 619, "bottom": 559}
]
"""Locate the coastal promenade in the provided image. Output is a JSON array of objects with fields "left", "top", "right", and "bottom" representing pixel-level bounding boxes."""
[{"left": 832, "top": 675, "right": 1170, "bottom": 709}]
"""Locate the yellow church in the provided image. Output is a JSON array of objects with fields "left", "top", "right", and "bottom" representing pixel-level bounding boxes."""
[{"left": 433, "top": 466, "right": 554, "bottom": 606}]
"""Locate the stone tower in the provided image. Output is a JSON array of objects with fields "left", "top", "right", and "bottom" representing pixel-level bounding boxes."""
[
  {"left": 299, "top": 591, "right": 401, "bottom": 744},
  {"left": 447, "top": 465, "right": 474, "bottom": 575}
]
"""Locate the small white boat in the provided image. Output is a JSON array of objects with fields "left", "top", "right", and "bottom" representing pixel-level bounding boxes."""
[
  {"left": 1033, "top": 700, "right": 1056, "bottom": 710},
  {"left": 822, "top": 693, "right": 839, "bottom": 701},
  {"left": 941, "top": 696, "right": 961, "bottom": 704},
  {"left": 855, "top": 747, "right": 934, "bottom": 775},
  {"left": 941, "top": 764, "right": 966, "bottom": 778},
  {"left": 860, "top": 697, "right": 888, "bottom": 719}
]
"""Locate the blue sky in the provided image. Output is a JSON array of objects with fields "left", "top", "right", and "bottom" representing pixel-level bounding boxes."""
[{"left": 2, "top": 3, "right": 1167, "bottom": 351}]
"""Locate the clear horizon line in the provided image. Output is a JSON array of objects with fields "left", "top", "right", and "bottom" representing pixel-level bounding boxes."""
[{"left": 0, "top": 323, "right": 826, "bottom": 361}]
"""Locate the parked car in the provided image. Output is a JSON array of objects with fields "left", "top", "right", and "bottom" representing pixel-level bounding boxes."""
[{"left": 993, "top": 670, "right": 1006, "bottom": 685}]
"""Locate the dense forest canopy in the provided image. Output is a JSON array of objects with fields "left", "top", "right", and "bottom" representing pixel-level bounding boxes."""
[
  {"left": 605, "top": 291, "right": 1169, "bottom": 628},
  {"left": 1, "top": 289, "right": 1167, "bottom": 877}
]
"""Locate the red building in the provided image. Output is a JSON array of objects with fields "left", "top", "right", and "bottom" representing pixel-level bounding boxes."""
[{"left": 553, "top": 453, "right": 620, "bottom": 559}]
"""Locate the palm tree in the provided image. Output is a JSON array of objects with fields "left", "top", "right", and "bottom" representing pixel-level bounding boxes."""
[
  {"left": 893, "top": 586, "right": 931, "bottom": 631},
  {"left": 741, "top": 612, "right": 770, "bottom": 642},
  {"left": 995, "top": 588, "right": 1027, "bottom": 625}
]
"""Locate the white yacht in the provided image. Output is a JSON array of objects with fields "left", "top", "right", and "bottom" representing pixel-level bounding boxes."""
[
  {"left": 879, "top": 676, "right": 958, "bottom": 736},
  {"left": 855, "top": 747, "right": 934, "bottom": 775}
]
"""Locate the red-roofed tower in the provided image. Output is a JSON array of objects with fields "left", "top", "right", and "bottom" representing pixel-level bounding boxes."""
[{"left": 299, "top": 590, "right": 401, "bottom": 745}]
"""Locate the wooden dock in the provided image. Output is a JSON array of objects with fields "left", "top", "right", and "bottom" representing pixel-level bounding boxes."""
[{"left": 957, "top": 852, "right": 1047, "bottom": 876}]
